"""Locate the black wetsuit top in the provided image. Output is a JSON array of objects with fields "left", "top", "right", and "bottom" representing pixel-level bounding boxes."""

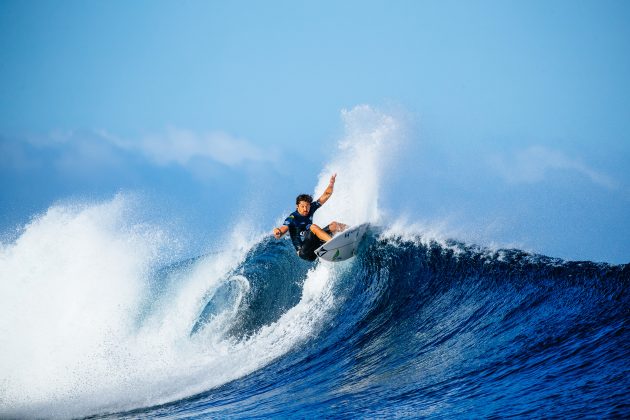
[{"left": 283, "top": 200, "right": 322, "bottom": 252}]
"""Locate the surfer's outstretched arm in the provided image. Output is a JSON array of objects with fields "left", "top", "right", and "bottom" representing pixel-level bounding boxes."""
[
  {"left": 273, "top": 226, "right": 288, "bottom": 239},
  {"left": 317, "top": 174, "right": 336, "bottom": 205}
]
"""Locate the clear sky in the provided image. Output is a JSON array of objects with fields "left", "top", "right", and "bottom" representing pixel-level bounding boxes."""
[{"left": 1, "top": 0, "right": 629, "bottom": 263}]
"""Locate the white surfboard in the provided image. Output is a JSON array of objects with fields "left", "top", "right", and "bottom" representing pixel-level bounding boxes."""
[{"left": 315, "top": 223, "right": 369, "bottom": 262}]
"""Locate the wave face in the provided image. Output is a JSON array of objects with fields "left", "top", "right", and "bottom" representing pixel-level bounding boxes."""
[
  {"left": 1, "top": 209, "right": 628, "bottom": 419},
  {"left": 102, "top": 231, "right": 627, "bottom": 419}
]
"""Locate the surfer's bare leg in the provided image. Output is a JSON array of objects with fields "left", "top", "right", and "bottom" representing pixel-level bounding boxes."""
[{"left": 310, "top": 224, "right": 332, "bottom": 242}]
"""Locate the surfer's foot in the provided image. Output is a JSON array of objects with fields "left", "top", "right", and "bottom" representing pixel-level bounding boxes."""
[{"left": 329, "top": 221, "right": 347, "bottom": 233}]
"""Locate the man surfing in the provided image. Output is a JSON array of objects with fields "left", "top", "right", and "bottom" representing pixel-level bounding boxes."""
[{"left": 273, "top": 174, "right": 347, "bottom": 261}]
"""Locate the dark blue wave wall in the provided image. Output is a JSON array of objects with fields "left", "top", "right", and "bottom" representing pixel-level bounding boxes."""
[{"left": 106, "top": 230, "right": 629, "bottom": 419}]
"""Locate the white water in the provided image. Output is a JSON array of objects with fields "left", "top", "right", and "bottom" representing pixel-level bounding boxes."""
[
  {"left": 0, "top": 197, "right": 340, "bottom": 418},
  {"left": 0, "top": 105, "right": 403, "bottom": 418},
  {"left": 313, "top": 105, "right": 402, "bottom": 227}
]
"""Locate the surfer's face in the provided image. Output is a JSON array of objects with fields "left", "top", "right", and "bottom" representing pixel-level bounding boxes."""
[{"left": 297, "top": 201, "right": 311, "bottom": 216}]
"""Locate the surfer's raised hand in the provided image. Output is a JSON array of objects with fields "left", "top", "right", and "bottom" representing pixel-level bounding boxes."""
[{"left": 318, "top": 174, "right": 337, "bottom": 205}]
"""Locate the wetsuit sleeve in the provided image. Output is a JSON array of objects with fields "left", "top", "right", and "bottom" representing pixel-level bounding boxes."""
[
  {"left": 303, "top": 201, "right": 323, "bottom": 232},
  {"left": 311, "top": 200, "right": 322, "bottom": 213}
]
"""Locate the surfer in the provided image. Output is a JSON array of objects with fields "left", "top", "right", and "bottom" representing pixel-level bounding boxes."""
[{"left": 273, "top": 174, "right": 347, "bottom": 261}]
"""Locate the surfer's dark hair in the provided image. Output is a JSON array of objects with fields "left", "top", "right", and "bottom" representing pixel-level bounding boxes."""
[{"left": 296, "top": 194, "right": 313, "bottom": 205}]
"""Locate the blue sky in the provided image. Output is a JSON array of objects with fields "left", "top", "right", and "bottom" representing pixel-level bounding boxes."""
[{"left": 1, "top": 0, "right": 629, "bottom": 263}]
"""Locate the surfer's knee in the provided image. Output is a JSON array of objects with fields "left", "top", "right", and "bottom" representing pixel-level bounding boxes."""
[{"left": 310, "top": 224, "right": 332, "bottom": 242}]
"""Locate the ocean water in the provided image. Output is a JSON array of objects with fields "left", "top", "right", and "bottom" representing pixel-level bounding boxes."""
[
  {"left": 129, "top": 232, "right": 629, "bottom": 419},
  {"left": 1, "top": 209, "right": 627, "bottom": 418},
  {"left": 1, "top": 106, "right": 628, "bottom": 418}
]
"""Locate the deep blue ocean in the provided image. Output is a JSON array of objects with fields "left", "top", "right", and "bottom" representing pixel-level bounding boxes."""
[{"left": 1, "top": 206, "right": 628, "bottom": 419}]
